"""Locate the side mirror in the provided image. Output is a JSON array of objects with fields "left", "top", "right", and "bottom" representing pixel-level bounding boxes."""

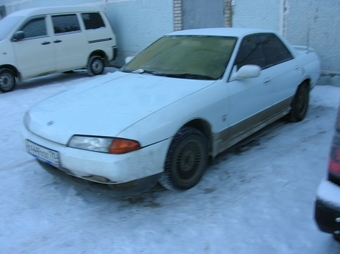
[
  {"left": 230, "top": 65, "right": 261, "bottom": 81},
  {"left": 12, "top": 31, "right": 25, "bottom": 42},
  {"left": 125, "top": 56, "right": 134, "bottom": 64}
]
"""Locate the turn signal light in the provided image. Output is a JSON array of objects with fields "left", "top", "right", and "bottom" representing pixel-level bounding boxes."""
[
  {"left": 109, "top": 138, "right": 141, "bottom": 154},
  {"left": 329, "top": 144, "right": 340, "bottom": 176}
]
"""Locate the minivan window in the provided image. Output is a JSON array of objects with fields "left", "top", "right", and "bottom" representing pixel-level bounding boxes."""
[
  {"left": 0, "top": 16, "right": 24, "bottom": 40},
  {"left": 21, "top": 17, "right": 47, "bottom": 38},
  {"left": 52, "top": 14, "right": 80, "bottom": 34},
  {"left": 81, "top": 13, "right": 105, "bottom": 30}
]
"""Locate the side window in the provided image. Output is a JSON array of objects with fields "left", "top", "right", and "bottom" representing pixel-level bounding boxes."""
[
  {"left": 260, "top": 33, "right": 294, "bottom": 67},
  {"left": 234, "top": 35, "right": 265, "bottom": 69},
  {"left": 52, "top": 14, "right": 80, "bottom": 34},
  {"left": 81, "top": 13, "right": 105, "bottom": 30},
  {"left": 21, "top": 17, "right": 47, "bottom": 38}
]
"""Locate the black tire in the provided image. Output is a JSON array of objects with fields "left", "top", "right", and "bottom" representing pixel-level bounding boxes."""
[
  {"left": 159, "top": 127, "right": 208, "bottom": 190},
  {"left": 63, "top": 70, "right": 75, "bottom": 74},
  {"left": 0, "top": 68, "right": 16, "bottom": 93},
  {"left": 333, "top": 233, "right": 340, "bottom": 243},
  {"left": 287, "top": 82, "right": 309, "bottom": 122},
  {"left": 87, "top": 56, "right": 105, "bottom": 76}
]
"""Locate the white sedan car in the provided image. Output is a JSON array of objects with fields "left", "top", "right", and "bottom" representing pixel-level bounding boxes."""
[{"left": 22, "top": 28, "right": 320, "bottom": 190}]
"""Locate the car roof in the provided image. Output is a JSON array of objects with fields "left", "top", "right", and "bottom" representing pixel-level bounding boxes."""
[
  {"left": 7, "top": 5, "right": 103, "bottom": 17},
  {"left": 166, "top": 28, "right": 274, "bottom": 38}
]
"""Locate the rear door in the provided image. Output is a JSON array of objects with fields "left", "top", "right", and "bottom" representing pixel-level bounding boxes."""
[
  {"left": 50, "top": 14, "right": 88, "bottom": 71},
  {"left": 259, "top": 33, "right": 301, "bottom": 109},
  {"left": 12, "top": 16, "right": 55, "bottom": 79},
  {"left": 80, "top": 12, "right": 115, "bottom": 61}
]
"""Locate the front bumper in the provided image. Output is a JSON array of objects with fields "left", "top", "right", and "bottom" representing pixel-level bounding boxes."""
[
  {"left": 314, "top": 180, "right": 340, "bottom": 234},
  {"left": 22, "top": 125, "right": 170, "bottom": 185},
  {"left": 38, "top": 160, "right": 162, "bottom": 193}
]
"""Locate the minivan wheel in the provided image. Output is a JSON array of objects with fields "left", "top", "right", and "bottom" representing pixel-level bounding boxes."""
[
  {"left": 0, "top": 69, "right": 16, "bottom": 93},
  {"left": 159, "top": 127, "right": 208, "bottom": 190},
  {"left": 87, "top": 56, "right": 105, "bottom": 75}
]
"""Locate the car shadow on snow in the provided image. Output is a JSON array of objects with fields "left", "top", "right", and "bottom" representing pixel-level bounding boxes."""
[
  {"left": 214, "top": 117, "right": 288, "bottom": 161},
  {"left": 39, "top": 158, "right": 166, "bottom": 199},
  {"left": 5, "top": 67, "right": 117, "bottom": 93}
]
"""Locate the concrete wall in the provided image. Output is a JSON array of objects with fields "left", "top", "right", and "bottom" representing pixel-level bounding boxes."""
[
  {"left": 104, "top": 0, "right": 173, "bottom": 65},
  {"left": 284, "top": 0, "right": 340, "bottom": 85},
  {"left": 232, "top": 0, "right": 281, "bottom": 31},
  {"left": 1, "top": 0, "right": 339, "bottom": 85},
  {"left": 0, "top": 0, "right": 174, "bottom": 66},
  {"left": 232, "top": 0, "right": 340, "bottom": 86}
]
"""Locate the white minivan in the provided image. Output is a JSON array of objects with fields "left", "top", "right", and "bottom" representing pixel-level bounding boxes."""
[{"left": 0, "top": 5, "right": 117, "bottom": 92}]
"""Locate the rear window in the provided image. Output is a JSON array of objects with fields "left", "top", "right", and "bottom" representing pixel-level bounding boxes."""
[
  {"left": 259, "top": 33, "right": 293, "bottom": 67},
  {"left": 81, "top": 13, "right": 105, "bottom": 30}
]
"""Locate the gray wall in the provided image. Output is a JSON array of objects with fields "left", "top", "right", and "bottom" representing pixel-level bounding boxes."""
[
  {"left": 233, "top": 0, "right": 340, "bottom": 85},
  {"left": 182, "top": 0, "right": 225, "bottom": 29},
  {"left": 104, "top": 0, "right": 173, "bottom": 65}
]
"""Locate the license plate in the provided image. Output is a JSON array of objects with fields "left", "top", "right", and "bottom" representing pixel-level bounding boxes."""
[{"left": 26, "top": 140, "right": 60, "bottom": 168}]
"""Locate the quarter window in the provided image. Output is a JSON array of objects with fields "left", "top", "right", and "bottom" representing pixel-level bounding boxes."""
[
  {"left": 81, "top": 13, "right": 105, "bottom": 30},
  {"left": 52, "top": 14, "right": 80, "bottom": 34},
  {"left": 21, "top": 17, "right": 47, "bottom": 38}
]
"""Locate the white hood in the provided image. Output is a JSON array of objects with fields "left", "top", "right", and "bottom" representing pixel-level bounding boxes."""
[{"left": 27, "top": 71, "right": 215, "bottom": 144}]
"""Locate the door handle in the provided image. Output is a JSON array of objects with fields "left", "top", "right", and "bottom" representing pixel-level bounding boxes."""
[
  {"left": 54, "top": 40, "right": 62, "bottom": 43},
  {"left": 264, "top": 78, "right": 271, "bottom": 85},
  {"left": 41, "top": 41, "right": 50, "bottom": 45}
]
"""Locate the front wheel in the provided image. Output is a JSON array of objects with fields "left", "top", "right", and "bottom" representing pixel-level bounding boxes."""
[
  {"left": 333, "top": 233, "right": 340, "bottom": 243},
  {"left": 87, "top": 56, "right": 105, "bottom": 76},
  {"left": 159, "top": 127, "right": 208, "bottom": 190},
  {"left": 287, "top": 83, "right": 309, "bottom": 122},
  {"left": 0, "top": 69, "right": 16, "bottom": 93}
]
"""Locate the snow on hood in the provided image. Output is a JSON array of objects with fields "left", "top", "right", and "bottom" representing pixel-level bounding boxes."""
[{"left": 26, "top": 71, "right": 215, "bottom": 144}]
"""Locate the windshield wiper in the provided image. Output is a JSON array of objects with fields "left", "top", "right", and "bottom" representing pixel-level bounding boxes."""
[
  {"left": 122, "top": 69, "right": 158, "bottom": 75},
  {"left": 122, "top": 69, "right": 215, "bottom": 80},
  {"left": 158, "top": 73, "right": 215, "bottom": 80}
]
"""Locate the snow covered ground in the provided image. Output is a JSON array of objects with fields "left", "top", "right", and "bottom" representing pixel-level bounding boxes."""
[{"left": 1, "top": 69, "right": 340, "bottom": 254}]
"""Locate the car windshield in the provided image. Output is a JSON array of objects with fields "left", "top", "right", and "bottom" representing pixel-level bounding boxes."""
[
  {"left": 0, "top": 15, "right": 24, "bottom": 40},
  {"left": 121, "top": 35, "right": 237, "bottom": 80}
]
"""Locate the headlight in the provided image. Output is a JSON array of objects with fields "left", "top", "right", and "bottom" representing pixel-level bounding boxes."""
[
  {"left": 68, "top": 135, "right": 141, "bottom": 154},
  {"left": 68, "top": 136, "right": 113, "bottom": 153}
]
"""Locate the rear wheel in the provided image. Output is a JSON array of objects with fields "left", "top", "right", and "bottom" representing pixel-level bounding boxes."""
[
  {"left": 0, "top": 68, "right": 16, "bottom": 93},
  {"left": 287, "top": 82, "right": 309, "bottom": 122},
  {"left": 159, "top": 127, "right": 208, "bottom": 190},
  {"left": 87, "top": 56, "right": 105, "bottom": 76}
]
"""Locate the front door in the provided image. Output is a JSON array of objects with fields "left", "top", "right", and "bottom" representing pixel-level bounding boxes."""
[
  {"left": 223, "top": 35, "right": 274, "bottom": 150},
  {"left": 12, "top": 16, "right": 55, "bottom": 79}
]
